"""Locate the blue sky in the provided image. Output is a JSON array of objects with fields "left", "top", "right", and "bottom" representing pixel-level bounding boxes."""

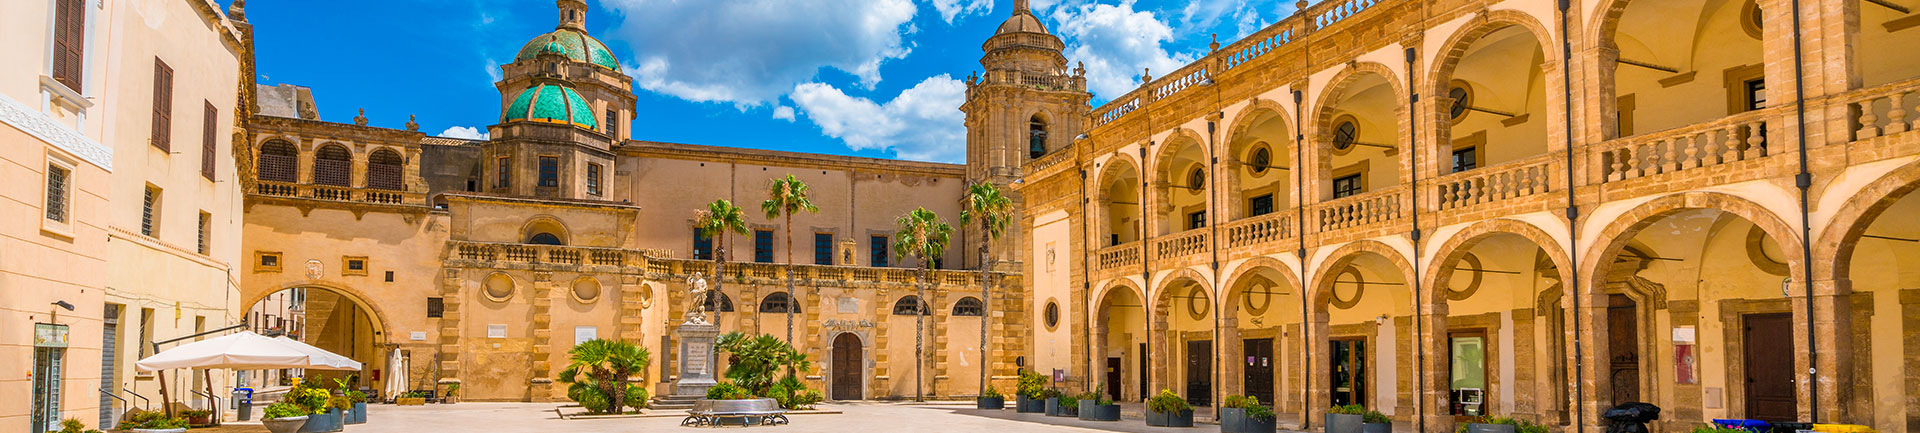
[{"left": 240, "top": 0, "right": 1308, "bottom": 163}]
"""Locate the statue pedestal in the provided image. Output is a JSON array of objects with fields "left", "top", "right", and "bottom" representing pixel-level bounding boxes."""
[{"left": 671, "top": 321, "right": 720, "bottom": 397}]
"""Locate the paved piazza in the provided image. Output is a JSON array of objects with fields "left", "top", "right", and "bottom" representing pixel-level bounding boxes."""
[{"left": 346, "top": 402, "right": 1244, "bottom": 433}]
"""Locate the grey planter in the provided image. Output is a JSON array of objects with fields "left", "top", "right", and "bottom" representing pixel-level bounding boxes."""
[
  {"left": 347, "top": 402, "right": 367, "bottom": 424},
  {"left": 262, "top": 416, "right": 308, "bottom": 433},
  {"left": 1146, "top": 409, "right": 1194, "bottom": 427},
  {"left": 1468, "top": 424, "right": 1518, "bottom": 433},
  {"left": 297, "top": 409, "right": 342, "bottom": 433},
  {"left": 977, "top": 396, "right": 1005, "bottom": 410},
  {"left": 1326, "top": 413, "right": 1363, "bottom": 433},
  {"left": 1077, "top": 401, "right": 1120, "bottom": 421},
  {"left": 1015, "top": 396, "right": 1045, "bottom": 413},
  {"left": 1044, "top": 398, "right": 1079, "bottom": 417},
  {"left": 1364, "top": 422, "right": 1392, "bottom": 433},
  {"left": 1221, "top": 407, "right": 1278, "bottom": 433}
]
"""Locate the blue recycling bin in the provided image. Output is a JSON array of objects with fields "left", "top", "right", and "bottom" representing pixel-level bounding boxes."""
[
  {"left": 1715, "top": 419, "right": 1772, "bottom": 432},
  {"left": 231, "top": 388, "right": 254, "bottom": 421}
]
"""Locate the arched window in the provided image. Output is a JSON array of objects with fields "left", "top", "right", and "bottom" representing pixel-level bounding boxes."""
[
  {"left": 312, "top": 145, "right": 352, "bottom": 187},
  {"left": 892, "top": 295, "right": 931, "bottom": 315},
  {"left": 367, "top": 149, "right": 404, "bottom": 191},
  {"left": 1028, "top": 116, "right": 1048, "bottom": 159},
  {"left": 702, "top": 290, "right": 735, "bottom": 312},
  {"left": 951, "top": 297, "right": 983, "bottom": 317},
  {"left": 527, "top": 233, "right": 563, "bottom": 245},
  {"left": 758, "top": 292, "right": 799, "bottom": 313},
  {"left": 257, "top": 140, "right": 298, "bottom": 183}
]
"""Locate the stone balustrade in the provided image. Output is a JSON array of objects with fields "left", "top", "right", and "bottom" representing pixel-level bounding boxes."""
[
  {"left": 1430, "top": 154, "right": 1556, "bottom": 211},
  {"left": 1094, "top": 242, "right": 1142, "bottom": 272},
  {"left": 1221, "top": 210, "right": 1296, "bottom": 250},
  {"left": 1596, "top": 109, "right": 1776, "bottom": 183},
  {"left": 252, "top": 180, "right": 426, "bottom": 205},
  {"left": 445, "top": 240, "right": 1009, "bottom": 288},
  {"left": 1850, "top": 76, "right": 1920, "bottom": 141},
  {"left": 1154, "top": 228, "right": 1210, "bottom": 261},
  {"left": 1312, "top": 186, "right": 1406, "bottom": 232}
]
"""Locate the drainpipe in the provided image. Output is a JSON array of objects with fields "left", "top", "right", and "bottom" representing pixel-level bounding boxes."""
[
  {"left": 1083, "top": 160, "right": 1094, "bottom": 395},
  {"left": 1404, "top": 46, "right": 1426, "bottom": 433},
  {"left": 1292, "top": 88, "right": 1310, "bottom": 428},
  {"left": 1555, "top": 0, "right": 1586, "bottom": 430},
  {"left": 1208, "top": 115, "right": 1224, "bottom": 411},
  {"left": 1786, "top": 0, "right": 1818, "bottom": 421}
]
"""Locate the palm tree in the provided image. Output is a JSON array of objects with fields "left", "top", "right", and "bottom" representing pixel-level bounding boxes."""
[
  {"left": 959, "top": 182, "right": 1012, "bottom": 396},
  {"left": 558, "top": 339, "right": 651, "bottom": 413},
  {"left": 761, "top": 174, "right": 819, "bottom": 344},
  {"left": 893, "top": 207, "right": 952, "bottom": 402},
  {"left": 695, "top": 199, "right": 749, "bottom": 319}
]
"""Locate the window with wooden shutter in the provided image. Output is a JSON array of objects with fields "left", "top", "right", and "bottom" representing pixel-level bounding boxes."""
[
  {"left": 202, "top": 101, "right": 217, "bottom": 180},
  {"left": 151, "top": 58, "right": 173, "bottom": 151},
  {"left": 256, "top": 140, "right": 298, "bottom": 183},
  {"left": 312, "top": 145, "right": 351, "bottom": 187},
  {"left": 366, "top": 149, "right": 403, "bottom": 190},
  {"left": 52, "top": 0, "right": 85, "bottom": 93}
]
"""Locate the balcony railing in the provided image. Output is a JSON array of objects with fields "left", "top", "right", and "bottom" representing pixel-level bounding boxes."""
[
  {"left": 1430, "top": 154, "right": 1557, "bottom": 211},
  {"left": 251, "top": 180, "right": 425, "bottom": 205},
  {"left": 1849, "top": 76, "right": 1920, "bottom": 141},
  {"left": 1312, "top": 186, "right": 1406, "bottom": 233},
  {"left": 448, "top": 240, "right": 1008, "bottom": 288},
  {"left": 1222, "top": 210, "right": 1296, "bottom": 250},
  {"left": 1154, "top": 228, "right": 1210, "bottom": 261},
  {"left": 1596, "top": 109, "right": 1776, "bottom": 183},
  {"left": 1095, "top": 242, "right": 1142, "bottom": 272}
]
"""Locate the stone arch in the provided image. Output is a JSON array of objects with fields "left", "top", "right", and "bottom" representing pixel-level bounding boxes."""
[
  {"left": 1092, "top": 151, "right": 1144, "bottom": 198},
  {"left": 1427, "top": 10, "right": 1561, "bottom": 95},
  {"left": 1149, "top": 128, "right": 1212, "bottom": 236},
  {"left": 1223, "top": 97, "right": 1296, "bottom": 148},
  {"left": 1307, "top": 239, "right": 1417, "bottom": 308},
  {"left": 521, "top": 215, "right": 570, "bottom": 245},
  {"left": 1420, "top": 218, "right": 1573, "bottom": 305},
  {"left": 1311, "top": 61, "right": 1408, "bottom": 139},
  {"left": 1814, "top": 159, "right": 1920, "bottom": 282},
  {"left": 1093, "top": 278, "right": 1147, "bottom": 315},
  {"left": 1222, "top": 256, "right": 1306, "bottom": 304},
  {"left": 1150, "top": 127, "right": 1212, "bottom": 170},
  {"left": 1093, "top": 153, "right": 1145, "bottom": 247},
  {"left": 241, "top": 280, "right": 397, "bottom": 344},
  {"left": 1579, "top": 191, "right": 1806, "bottom": 297},
  {"left": 1150, "top": 266, "right": 1215, "bottom": 307}
]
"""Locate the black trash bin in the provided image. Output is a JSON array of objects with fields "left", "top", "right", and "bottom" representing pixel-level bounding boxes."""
[
  {"left": 1771, "top": 422, "right": 1814, "bottom": 433},
  {"left": 1602, "top": 402, "right": 1661, "bottom": 433},
  {"left": 232, "top": 388, "right": 254, "bottom": 421}
]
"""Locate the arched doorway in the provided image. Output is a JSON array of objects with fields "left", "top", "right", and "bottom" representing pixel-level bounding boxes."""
[
  {"left": 1093, "top": 281, "right": 1146, "bottom": 402},
  {"left": 244, "top": 286, "right": 389, "bottom": 393},
  {"left": 830, "top": 333, "right": 863, "bottom": 401},
  {"left": 1150, "top": 272, "right": 1215, "bottom": 407},
  {"left": 1308, "top": 241, "right": 1414, "bottom": 422}
]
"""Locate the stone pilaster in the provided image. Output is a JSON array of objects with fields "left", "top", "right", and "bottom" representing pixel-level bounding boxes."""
[
  {"left": 528, "top": 271, "right": 554, "bottom": 402},
  {"left": 438, "top": 268, "right": 464, "bottom": 385}
]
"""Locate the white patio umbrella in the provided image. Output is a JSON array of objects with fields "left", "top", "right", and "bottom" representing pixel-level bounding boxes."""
[
  {"left": 271, "top": 336, "right": 364, "bottom": 371},
  {"left": 136, "top": 331, "right": 361, "bottom": 372}
]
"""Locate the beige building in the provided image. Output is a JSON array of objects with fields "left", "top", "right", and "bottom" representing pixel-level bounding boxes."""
[
  {"left": 2, "top": 0, "right": 248, "bottom": 431},
  {"left": 1009, "top": 0, "right": 1920, "bottom": 432}
]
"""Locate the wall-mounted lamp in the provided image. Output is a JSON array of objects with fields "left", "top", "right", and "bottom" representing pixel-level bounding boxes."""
[{"left": 52, "top": 301, "right": 75, "bottom": 311}]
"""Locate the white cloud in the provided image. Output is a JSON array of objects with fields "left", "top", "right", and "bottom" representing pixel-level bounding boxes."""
[
  {"left": 1049, "top": 0, "right": 1196, "bottom": 100},
  {"left": 771, "top": 105, "right": 796, "bottom": 122},
  {"left": 790, "top": 75, "right": 966, "bottom": 163},
  {"left": 484, "top": 58, "right": 502, "bottom": 82},
  {"left": 439, "top": 126, "right": 490, "bottom": 140},
  {"left": 929, "top": 0, "right": 993, "bottom": 23},
  {"left": 603, "top": 0, "right": 917, "bottom": 107}
]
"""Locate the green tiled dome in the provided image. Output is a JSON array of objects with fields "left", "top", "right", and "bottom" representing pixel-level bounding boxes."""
[
  {"left": 504, "top": 83, "right": 599, "bottom": 130},
  {"left": 515, "top": 29, "right": 619, "bottom": 70}
]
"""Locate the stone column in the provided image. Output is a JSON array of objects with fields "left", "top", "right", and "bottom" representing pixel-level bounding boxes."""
[
  {"left": 1808, "top": 278, "right": 1855, "bottom": 423},
  {"left": 528, "top": 271, "right": 555, "bottom": 402},
  {"left": 1418, "top": 306, "right": 1451, "bottom": 431}
]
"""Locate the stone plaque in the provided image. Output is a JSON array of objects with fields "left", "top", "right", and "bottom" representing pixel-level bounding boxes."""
[
  {"left": 684, "top": 342, "right": 710, "bottom": 375},
  {"left": 671, "top": 322, "right": 720, "bottom": 397}
]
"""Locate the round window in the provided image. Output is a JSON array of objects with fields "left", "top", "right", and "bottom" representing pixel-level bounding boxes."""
[
  {"left": 1043, "top": 300, "right": 1060, "bottom": 330},
  {"left": 571, "top": 277, "right": 602, "bottom": 304},
  {"left": 1448, "top": 85, "right": 1472, "bottom": 121},
  {"left": 1187, "top": 167, "right": 1206, "bottom": 190},
  {"left": 1186, "top": 287, "right": 1210, "bottom": 320},
  {"left": 1250, "top": 146, "right": 1272, "bottom": 174},
  {"left": 1242, "top": 278, "right": 1273, "bottom": 316},
  {"left": 484, "top": 273, "right": 516, "bottom": 302},
  {"left": 1329, "top": 267, "right": 1364, "bottom": 309},
  {"left": 1332, "top": 120, "right": 1359, "bottom": 151}
]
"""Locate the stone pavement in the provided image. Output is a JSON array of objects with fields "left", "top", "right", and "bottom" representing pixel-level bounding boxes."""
[{"left": 329, "top": 401, "right": 1312, "bottom": 433}]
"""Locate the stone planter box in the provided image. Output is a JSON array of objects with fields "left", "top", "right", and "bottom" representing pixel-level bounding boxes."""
[
  {"left": 1015, "top": 396, "right": 1044, "bottom": 413},
  {"left": 1326, "top": 413, "right": 1363, "bottom": 433},
  {"left": 1077, "top": 401, "right": 1120, "bottom": 421},
  {"left": 1221, "top": 408, "right": 1277, "bottom": 433},
  {"left": 1467, "top": 423, "right": 1517, "bottom": 433},
  {"left": 262, "top": 416, "right": 308, "bottom": 433},
  {"left": 396, "top": 397, "right": 426, "bottom": 406},
  {"left": 297, "top": 409, "right": 343, "bottom": 433},
  {"left": 347, "top": 402, "right": 367, "bottom": 424},
  {"left": 976, "top": 396, "right": 1004, "bottom": 410},
  {"left": 1365, "top": 422, "right": 1392, "bottom": 433},
  {"left": 1044, "top": 398, "right": 1078, "bottom": 417},
  {"left": 1146, "top": 409, "right": 1194, "bottom": 427}
]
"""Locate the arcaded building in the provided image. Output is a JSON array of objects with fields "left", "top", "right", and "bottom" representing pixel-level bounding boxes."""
[
  {"left": 1005, "top": 0, "right": 1920, "bottom": 432},
  {"left": 235, "top": 0, "right": 1021, "bottom": 404}
]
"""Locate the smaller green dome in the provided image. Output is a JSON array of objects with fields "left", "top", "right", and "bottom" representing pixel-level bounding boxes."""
[
  {"left": 504, "top": 83, "right": 599, "bottom": 130},
  {"left": 514, "top": 29, "right": 619, "bottom": 70},
  {"left": 539, "top": 39, "right": 568, "bottom": 56}
]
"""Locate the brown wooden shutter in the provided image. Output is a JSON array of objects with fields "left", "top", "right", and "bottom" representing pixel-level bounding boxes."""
[
  {"left": 151, "top": 58, "right": 173, "bottom": 151},
  {"left": 52, "top": 0, "right": 84, "bottom": 92},
  {"left": 202, "top": 101, "right": 217, "bottom": 180}
]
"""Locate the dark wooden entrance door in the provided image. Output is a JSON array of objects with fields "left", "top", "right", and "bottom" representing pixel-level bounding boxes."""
[
  {"left": 1138, "top": 343, "right": 1148, "bottom": 402},
  {"left": 1330, "top": 338, "right": 1366, "bottom": 407},
  {"left": 1186, "top": 340, "right": 1212, "bottom": 406},
  {"left": 1243, "top": 338, "right": 1274, "bottom": 405},
  {"left": 1607, "top": 294, "right": 1641, "bottom": 406},
  {"left": 1106, "top": 357, "right": 1123, "bottom": 402},
  {"left": 1744, "top": 313, "right": 1796, "bottom": 421},
  {"left": 831, "top": 333, "right": 862, "bottom": 400}
]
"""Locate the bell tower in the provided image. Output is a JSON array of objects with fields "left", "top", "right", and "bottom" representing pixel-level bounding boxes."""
[{"left": 959, "top": 0, "right": 1088, "bottom": 270}]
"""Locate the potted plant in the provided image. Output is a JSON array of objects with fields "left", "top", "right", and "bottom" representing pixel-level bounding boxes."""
[
  {"left": 1361, "top": 409, "right": 1392, "bottom": 433},
  {"left": 441, "top": 383, "right": 460, "bottom": 404},
  {"left": 1014, "top": 370, "right": 1047, "bottom": 413},
  {"left": 1040, "top": 389, "right": 1067, "bottom": 416},
  {"left": 1076, "top": 387, "right": 1120, "bottom": 422},
  {"left": 261, "top": 402, "right": 311, "bottom": 433},
  {"left": 1049, "top": 391, "right": 1080, "bottom": 417},
  {"left": 395, "top": 391, "right": 427, "bottom": 406},
  {"left": 180, "top": 409, "right": 213, "bottom": 426},
  {"left": 342, "top": 388, "right": 368, "bottom": 424},
  {"left": 286, "top": 383, "right": 336, "bottom": 433},
  {"left": 121, "top": 410, "right": 189, "bottom": 433},
  {"left": 1146, "top": 389, "right": 1194, "bottom": 427},
  {"left": 55, "top": 418, "right": 104, "bottom": 433},
  {"left": 977, "top": 385, "right": 1006, "bottom": 410},
  {"left": 1222, "top": 395, "right": 1277, "bottom": 433},
  {"left": 1459, "top": 416, "right": 1548, "bottom": 433}
]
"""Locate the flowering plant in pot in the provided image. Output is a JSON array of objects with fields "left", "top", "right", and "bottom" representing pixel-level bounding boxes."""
[
  {"left": 180, "top": 409, "right": 213, "bottom": 427},
  {"left": 1221, "top": 395, "right": 1277, "bottom": 433},
  {"left": 977, "top": 385, "right": 1006, "bottom": 410},
  {"left": 122, "top": 409, "right": 189, "bottom": 433},
  {"left": 1014, "top": 369, "right": 1047, "bottom": 413},
  {"left": 1458, "top": 415, "right": 1548, "bottom": 433},
  {"left": 1076, "top": 386, "right": 1120, "bottom": 422},
  {"left": 55, "top": 418, "right": 103, "bottom": 433},
  {"left": 261, "top": 402, "right": 311, "bottom": 433},
  {"left": 1145, "top": 389, "right": 1193, "bottom": 427}
]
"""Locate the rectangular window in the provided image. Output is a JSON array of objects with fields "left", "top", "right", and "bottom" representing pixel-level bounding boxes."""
[
  {"left": 1452, "top": 146, "right": 1478, "bottom": 173},
  {"left": 754, "top": 229, "right": 774, "bottom": 263},
  {"left": 426, "top": 297, "right": 445, "bottom": 318},
  {"left": 1186, "top": 210, "right": 1206, "bottom": 230},
  {"left": 344, "top": 257, "right": 367, "bottom": 275},
  {"left": 606, "top": 109, "right": 619, "bottom": 138},
  {"left": 196, "top": 211, "right": 210, "bottom": 255},
  {"left": 586, "top": 163, "right": 603, "bottom": 196},
  {"left": 814, "top": 233, "right": 834, "bottom": 265},
  {"left": 691, "top": 228, "right": 713, "bottom": 260},
  {"left": 141, "top": 186, "right": 160, "bottom": 236},
  {"left": 870, "top": 235, "right": 889, "bottom": 267},
  {"left": 1745, "top": 78, "right": 1767, "bottom": 111},
  {"left": 1332, "top": 174, "right": 1363, "bottom": 199},
  {"left": 256, "top": 252, "right": 281, "bottom": 272},
  {"left": 384, "top": 271, "right": 395, "bottom": 282},
  {"left": 51, "top": 0, "right": 85, "bottom": 93},
  {"left": 150, "top": 58, "right": 172, "bottom": 151},
  {"left": 495, "top": 156, "right": 511, "bottom": 188},
  {"left": 1449, "top": 333, "right": 1489, "bottom": 415},
  {"left": 45, "top": 164, "right": 70, "bottom": 223},
  {"left": 201, "top": 101, "right": 217, "bottom": 180},
  {"left": 537, "top": 156, "right": 559, "bottom": 187},
  {"left": 1248, "top": 194, "right": 1274, "bottom": 217}
]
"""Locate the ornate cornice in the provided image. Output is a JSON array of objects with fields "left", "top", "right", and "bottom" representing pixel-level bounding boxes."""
[{"left": 0, "top": 93, "right": 111, "bottom": 170}]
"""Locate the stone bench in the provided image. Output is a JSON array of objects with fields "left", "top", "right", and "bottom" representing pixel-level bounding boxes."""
[{"left": 681, "top": 398, "right": 788, "bottom": 427}]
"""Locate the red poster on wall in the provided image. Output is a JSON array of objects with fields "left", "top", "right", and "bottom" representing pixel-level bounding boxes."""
[{"left": 1674, "top": 344, "right": 1696, "bottom": 384}]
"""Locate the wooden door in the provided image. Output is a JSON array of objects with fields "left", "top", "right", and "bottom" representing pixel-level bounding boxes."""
[
  {"left": 1607, "top": 294, "right": 1641, "bottom": 406},
  {"left": 1186, "top": 340, "right": 1212, "bottom": 406},
  {"left": 1330, "top": 338, "right": 1366, "bottom": 407},
  {"left": 1743, "top": 313, "right": 1796, "bottom": 421},
  {"left": 1138, "top": 343, "right": 1148, "bottom": 402},
  {"left": 1243, "top": 338, "right": 1274, "bottom": 405},
  {"left": 831, "top": 333, "right": 862, "bottom": 400},
  {"left": 1106, "top": 357, "right": 1123, "bottom": 402}
]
